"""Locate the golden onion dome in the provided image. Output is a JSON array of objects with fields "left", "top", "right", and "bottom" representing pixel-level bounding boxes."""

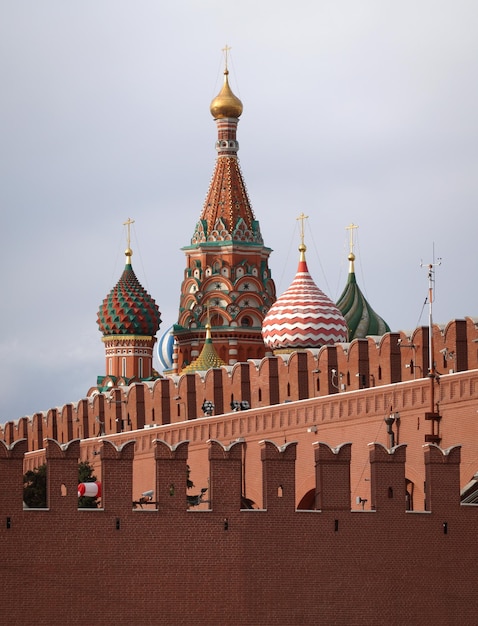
[{"left": 210, "top": 69, "right": 243, "bottom": 119}]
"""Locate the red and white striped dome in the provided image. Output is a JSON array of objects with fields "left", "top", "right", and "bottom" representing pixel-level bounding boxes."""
[{"left": 262, "top": 244, "right": 348, "bottom": 352}]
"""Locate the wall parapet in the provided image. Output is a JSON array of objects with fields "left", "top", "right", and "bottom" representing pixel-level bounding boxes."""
[{"left": 3, "top": 438, "right": 475, "bottom": 518}]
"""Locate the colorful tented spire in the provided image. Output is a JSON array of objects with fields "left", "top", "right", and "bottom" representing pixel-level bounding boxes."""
[{"left": 181, "top": 324, "right": 226, "bottom": 373}]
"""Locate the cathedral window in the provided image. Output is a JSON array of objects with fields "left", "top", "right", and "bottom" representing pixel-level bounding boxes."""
[{"left": 211, "top": 314, "right": 223, "bottom": 326}]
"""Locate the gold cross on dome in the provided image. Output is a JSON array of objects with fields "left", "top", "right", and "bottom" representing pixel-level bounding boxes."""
[
  {"left": 346, "top": 222, "right": 358, "bottom": 254},
  {"left": 222, "top": 44, "right": 231, "bottom": 71},
  {"left": 123, "top": 217, "right": 135, "bottom": 248},
  {"left": 296, "top": 212, "right": 309, "bottom": 246}
]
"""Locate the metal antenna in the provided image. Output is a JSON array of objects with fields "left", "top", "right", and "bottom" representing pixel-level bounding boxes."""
[{"left": 420, "top": 249, "right": 442, "bottom": 377}]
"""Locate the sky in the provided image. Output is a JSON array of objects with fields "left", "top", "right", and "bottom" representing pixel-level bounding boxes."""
[{"left": 1, "top": 1, "right": 477, "bottom": 423}]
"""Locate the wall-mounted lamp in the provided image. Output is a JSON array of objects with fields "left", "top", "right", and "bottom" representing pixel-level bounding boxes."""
[
  {"left": 230, "top": 400, "right": 250, "bottom": 411},
  {"left": 202, "top": 400, "right": 214, "bottom": 416},
  {"left": 355, "top": 373, "right": 367, "bottom": 389},
  {"left": 405, "top": 360, "right": 422, "bottom": 379},
  {"left": 398, "top": 339, "right": 416, "bottom": 348},
  {"left": 94, "top": 416, "right": 105, "bottom": 436},
  {"left": 356, "top": 496, "right": 367, "bottom": 510},
  {"left": 169, "top": 484, "right": 175, "bottom": 496},
  {"left": 307, "top": 425, "right": 318, "bottom": 433},
  {"left": 384, "top": 411, "right": 400, "bottom": 448},
  {"left": 440, "top": 348, "right": 456, "bottom": 372},
  {"left": 331, "top": 369, "right": 344, "bottom": 391}
]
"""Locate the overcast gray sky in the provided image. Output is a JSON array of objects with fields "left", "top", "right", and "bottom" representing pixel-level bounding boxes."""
[{"left": 1, "top": 1, "right": 477, "bottom": 423}]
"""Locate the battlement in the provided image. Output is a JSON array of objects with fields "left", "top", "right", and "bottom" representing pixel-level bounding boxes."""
[
  {"left": 1, "top": 317, "right": 478, "bottom": 450},
  {"left": 0, "top": 437, "right": 468, "bottom": 516},
  {"left": 1, "top": 436, "right": 477, "bottom": 625}
]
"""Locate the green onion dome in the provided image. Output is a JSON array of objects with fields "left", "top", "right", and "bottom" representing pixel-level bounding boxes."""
[{"left": 336, "top": 252, "right": 390, "bottom": 341}]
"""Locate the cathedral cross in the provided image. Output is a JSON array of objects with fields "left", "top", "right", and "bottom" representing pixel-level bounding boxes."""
[
  {"left": 123, "top": 217, "right": 135, "bottom": 249},
  {"left": 222, "top": 44, "right": 231, "bottom": 71},
  {"left": 346, "top": 222, "right": 358, "bottom": 254},
  {"left": 296, "top": 212, "right": 309, "bottom": 246}
]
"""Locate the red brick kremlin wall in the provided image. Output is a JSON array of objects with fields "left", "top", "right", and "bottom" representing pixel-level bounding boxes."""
[
  {"left": 1, "top": 438, "right": 476, "bottom": 626},
  {"left": 2, "top": 318, "right": 477, "bottom": 448}
]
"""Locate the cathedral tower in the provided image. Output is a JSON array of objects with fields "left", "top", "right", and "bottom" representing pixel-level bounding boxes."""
[
  {"left": 96, "top": 219, "right": 162, "bottom": 390},
  {"left": 172, "top": 55, "right": 276, "bottom": 372},
  {"left": 262, "top": 214, "right": 348, "bottom": 352}
]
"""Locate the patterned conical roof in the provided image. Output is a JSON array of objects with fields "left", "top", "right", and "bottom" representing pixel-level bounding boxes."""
[
  {"left": 181, "top": 325, "right": 226, "bottom": 373},
  {"left": 262, "top": 244, "right": 348, "bottom": 351},
  {"left": 97, "top": 249, "right": 161, "bottom": 337},
  {"left": 336, "top": 252, "right": 390, "bottom": 340}
]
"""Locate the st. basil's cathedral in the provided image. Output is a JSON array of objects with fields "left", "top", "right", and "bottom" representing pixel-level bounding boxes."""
[
  {"left": 3, "top": 56, "right": 478, "bottom": 511},
  {"left": 96, "top": 58, "right": 390, "bottom": 391},
  {"left": 2, "top": 54, "right": 478, "bottom": 626}
]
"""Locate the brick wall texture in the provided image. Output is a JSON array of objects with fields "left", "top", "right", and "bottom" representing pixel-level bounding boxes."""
[{"left": 1, "top": 437, "right": 477, "bottom": 626}]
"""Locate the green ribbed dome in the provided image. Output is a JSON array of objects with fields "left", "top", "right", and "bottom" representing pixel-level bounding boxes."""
[
  {"left": 97, "top": 252, "right": 161, "bottom": 337},
  {"left": 336, "top": 253, "right": 390, "bottom": 341}
]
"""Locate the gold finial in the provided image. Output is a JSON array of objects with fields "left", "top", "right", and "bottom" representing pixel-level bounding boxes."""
[
  {"left": 222, "top": 44, "right": 232, "bottom": 73},
  {"left": 345, "top": 223, "right": 358, "bottom": 272},
  {"left": 123, "top": 217, "right": 135, "bottom": 260},
  {"left": 205, "top": 301, "right": 212, "bottom": 340},
  {"left": 210, "top": 45, "right": 243, "bottom": 119}
]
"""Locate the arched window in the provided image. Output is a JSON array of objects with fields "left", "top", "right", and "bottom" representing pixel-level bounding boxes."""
[{"left": 211, "top": 314, "right": 223, "bottom": 327}]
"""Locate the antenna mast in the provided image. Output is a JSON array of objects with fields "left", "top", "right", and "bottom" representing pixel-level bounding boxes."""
[
  {"left": 421, "top": 250, "right": 442, "bottom": 445},
  {"left": 421, "top": 253, "right": 442, "bottom": 377}
]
